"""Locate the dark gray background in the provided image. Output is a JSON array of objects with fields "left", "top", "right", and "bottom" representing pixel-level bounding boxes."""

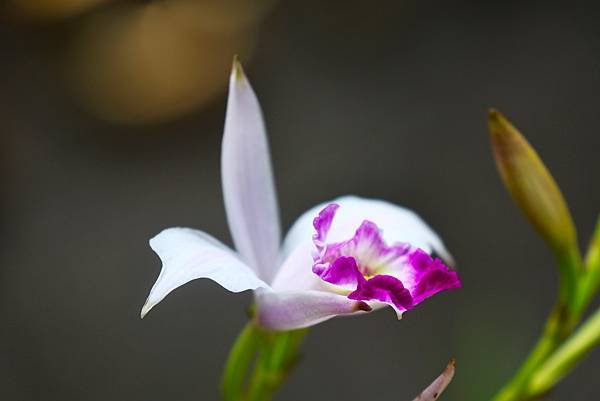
[{"left": 1, "top": 1, "right": 599, "bottom": 400}]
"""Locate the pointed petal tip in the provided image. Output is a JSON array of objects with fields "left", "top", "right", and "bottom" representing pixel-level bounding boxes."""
[
  {"left": 140, "top": 302, "right": 153, "bottom": 319},
  {"left": 443, "top": 358, "right": 456, "bottom": 382},
  {"left": 231, "top": 55, "right": 246, "bottom": 83}
]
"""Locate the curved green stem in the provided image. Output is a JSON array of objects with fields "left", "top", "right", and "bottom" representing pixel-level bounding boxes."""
[
  {"left": 490, "top": 305, "right": 565, "bottom": 401},
  {"left": 528, "top": 306, "right": 600, "bottom": 395},
  {"left": 490, "top": 247, "right": 582, "bottom": 401},
  {"left": 573, "top": 217, "right": 600, "bottom": 314}
]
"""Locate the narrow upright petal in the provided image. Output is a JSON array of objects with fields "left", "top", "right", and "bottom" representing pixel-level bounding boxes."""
[
  {"left": 141, "top": 227, "right": 270, "bottom": 318},
  {"left": 256, "top": 289, "right": 372, "bottom": 331},
  {"left": 222, "top": 58, "right": 281, "bottom": 282},
  {"left": 282, "top": 196, "right": 453, "bottom": 264}
]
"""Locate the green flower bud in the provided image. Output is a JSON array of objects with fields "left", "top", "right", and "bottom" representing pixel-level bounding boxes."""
[{"left": 488, "top": 109, "right": 578, "bottom": 254}]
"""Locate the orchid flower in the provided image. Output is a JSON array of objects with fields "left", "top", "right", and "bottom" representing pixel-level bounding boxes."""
[{"left": 141, "top": 59, "right": 461, "bottom": 331}]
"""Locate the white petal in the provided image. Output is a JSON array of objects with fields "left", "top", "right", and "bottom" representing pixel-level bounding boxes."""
[
  {"left": 281, "top": 196, "right": 453, "bottom": 264},
  {"left": 256, "top": 289, "right": 370, "bottom": 331},
  {"left": 141, "top": 227, "right": 270, "bottom": 318},
  {"left": 271, "top": 241, "right": 322, "bottom": 292},
  {"left": 221, "top": 59, "right": 281, "bottom": 283}
]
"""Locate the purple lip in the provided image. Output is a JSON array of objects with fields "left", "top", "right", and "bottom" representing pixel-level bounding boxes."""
[{"left": 312, "top": 204, "right": 461, "bottom": 313}]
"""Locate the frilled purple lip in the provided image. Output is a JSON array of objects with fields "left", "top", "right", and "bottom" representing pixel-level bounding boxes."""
[{"left": 311, "top": 204, "right": 461, "bottom": 314}]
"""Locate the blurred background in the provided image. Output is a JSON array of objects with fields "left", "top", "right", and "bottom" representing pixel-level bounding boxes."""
[{"left": 1, "top": 0, "right": 599, "bottom": 400}]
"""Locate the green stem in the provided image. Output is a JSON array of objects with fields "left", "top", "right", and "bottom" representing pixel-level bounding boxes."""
[
  {"left": 221, "top": 320, "right": 308, "bottom": 401},
  {"left": 557, "top": 247, "right": 583, "bottom": 317},
  {"left": 490, "top": 247, "right": 581, "bottom": 401},
  {"left": 521, "top": 223, "right": 600, "bottom": 398},
  {"left": 527, "top": 306, "right": 600, "bottom": 396},
  {"left": 221, "top": 322, "right": 262, "bottom": 401},
  {"left": 246, "top": 328, "right": 308, "bottom": 401},
  {"left": 490, "top": 305, "right": 565, "bottom": 401},
  {"left": 573, "top": 217, "right": 600, "bottom": 314}
]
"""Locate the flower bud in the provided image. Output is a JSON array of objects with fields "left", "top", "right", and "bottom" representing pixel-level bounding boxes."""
[{"left": 488, "top": 109, "right": 578, "bottom": 253}]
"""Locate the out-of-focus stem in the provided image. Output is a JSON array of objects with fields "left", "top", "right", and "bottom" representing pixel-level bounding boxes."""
[
  {"left": 490, "top": 305, "right": 563, "bottom": 401},
  {"left": 490, "top": 248, "right": 582, "bottom": 401},
  {"left": 528, "top": 306, "right": 600, "bottom": 396},
  {"left": 574, "top": 217, "right": 600, "bottom": 314}
]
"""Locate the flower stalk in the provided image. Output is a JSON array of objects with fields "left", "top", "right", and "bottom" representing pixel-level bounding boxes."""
[
  {"left": 527, "top": 305, "right": 600, "bottom": 396},
  {"left": 221, "top": 322, "right": 263, "bottom": 401},
  {"left": 574, "top": 217, "right": 600, "bottom": 313},
  {"left": 245, "top": 328, "right": 308, "bottom": 401},
  {"left": 221, "top": 322, "right": 307, "bottom": 401}
]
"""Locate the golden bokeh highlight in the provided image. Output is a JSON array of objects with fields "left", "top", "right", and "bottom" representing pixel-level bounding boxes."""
[{"left": 64, "top": 0, "right": 275, "bottom": 124}]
